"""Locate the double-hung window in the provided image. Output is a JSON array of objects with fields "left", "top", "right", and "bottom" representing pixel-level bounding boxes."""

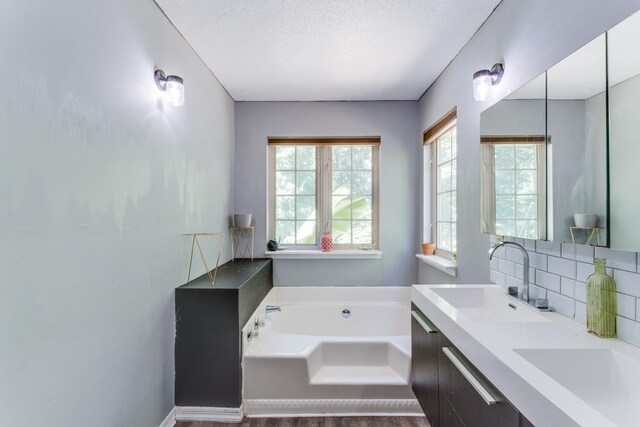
[
  {"left": 268, "top": 137, "right": 380, "bottom": 249},
  {"left": 424, "top": 109, "right": 457, "bottom": 257}
]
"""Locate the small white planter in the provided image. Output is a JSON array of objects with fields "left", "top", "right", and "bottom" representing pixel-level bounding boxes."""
[
  {"left": 234, "top": 213, "right": 252, "bottom": 228},
  {"left": 574, "top": 213, "right": 597, "bottom": 228}
]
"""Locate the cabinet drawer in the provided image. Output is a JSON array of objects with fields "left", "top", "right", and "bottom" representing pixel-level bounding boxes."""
[
  {"left": 439, "top": 337, "right": 519, "bottom": 427},
  {"left": 411, "top": 306, "right": 439, "bottom": 427},
  {"left": 440, "top": 394, "right": 465, "bottom": 427}
]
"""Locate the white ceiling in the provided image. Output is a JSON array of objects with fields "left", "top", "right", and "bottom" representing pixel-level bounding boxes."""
[{"left": 154, "top": 0, "right": 502, "bottom": 101}]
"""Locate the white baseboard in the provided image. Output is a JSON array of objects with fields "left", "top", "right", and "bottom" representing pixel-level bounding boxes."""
[
  {"left": 243, "top": 398, "right": 422, "bottom": 417},
  {"left": 175, "top": 405, "right": 244, "bottom": 423},
  {"left": 159, "top": 407, "right": 176, "bottom": 427}
]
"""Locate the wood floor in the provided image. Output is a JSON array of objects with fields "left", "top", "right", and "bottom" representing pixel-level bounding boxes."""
[{"left": 175, "top": 416, "right": 430, "bottom": 427}]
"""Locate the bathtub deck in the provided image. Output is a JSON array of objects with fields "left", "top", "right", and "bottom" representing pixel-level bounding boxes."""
[{"left": 175, "top": 415, "right": 430, "bottom": 426}]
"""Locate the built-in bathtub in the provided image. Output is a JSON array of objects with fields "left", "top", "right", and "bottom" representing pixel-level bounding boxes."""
[{"left": 242, "top": 287, "right": 422, "bottom": 417}]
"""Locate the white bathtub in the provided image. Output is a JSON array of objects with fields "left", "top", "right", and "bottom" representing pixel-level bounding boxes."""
[{"left": 242, "top": 287, "right": 422, "bottom": 417}]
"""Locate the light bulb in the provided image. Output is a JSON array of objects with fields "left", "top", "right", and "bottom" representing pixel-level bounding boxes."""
[
  {"left": 473, "top": 70, "right": 492, "bottom": 101},
  {"left": 165, "top": 76, "right": 185, "bottom": 107}
]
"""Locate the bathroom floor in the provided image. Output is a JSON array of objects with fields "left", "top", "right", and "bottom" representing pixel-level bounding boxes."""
[{"left": 175, "top": 416, "right": 430, "bottom": 426}]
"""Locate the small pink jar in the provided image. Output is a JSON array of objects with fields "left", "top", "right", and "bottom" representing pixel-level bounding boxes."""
[{"left": 320, "top": 233, "right": 333, "bottom": 252}]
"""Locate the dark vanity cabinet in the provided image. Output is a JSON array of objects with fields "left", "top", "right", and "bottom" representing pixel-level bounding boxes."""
[{"left": 411, "top": 306, "right": 526, "bottom": 427}]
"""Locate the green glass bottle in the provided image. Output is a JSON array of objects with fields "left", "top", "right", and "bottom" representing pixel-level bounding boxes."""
[{"left": 586, "top": 258, "right": 617, "bottom": 338}]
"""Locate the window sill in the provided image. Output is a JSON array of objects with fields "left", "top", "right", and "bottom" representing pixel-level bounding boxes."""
[
  {"left": 416, "top": 254, "right": 457, "bottom": 277},
  {"left": 266, "top": 249, "right": 382, "bottom": 260}
]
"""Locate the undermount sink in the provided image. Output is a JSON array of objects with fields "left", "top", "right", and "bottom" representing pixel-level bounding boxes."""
[
  {"left": 430, "top": 286, "right": 550, "bottom": 323},
  {"left": 515, "top": 348, "right": 640, "bottom": 426}
]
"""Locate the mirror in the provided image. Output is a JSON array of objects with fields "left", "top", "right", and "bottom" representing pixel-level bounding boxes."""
[
  {"left": 608, "top": 10, "right": 640, "bottom": 252},
  {"left": 480, "top": 74, "right": 547, "bottom": 240},
  {"left": 547, "top": 34, "right": 608, "bottom": 246}
]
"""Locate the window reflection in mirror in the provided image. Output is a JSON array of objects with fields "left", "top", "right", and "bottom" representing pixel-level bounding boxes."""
[
  {"left": 609, "top": 10, "right": 640, "bottom": 252},
  {"left": 480, "top": 74, "right": 547, "bottom": 240},
  {"left": 547, "top": 34, "right": 607, "bottom": 246}
]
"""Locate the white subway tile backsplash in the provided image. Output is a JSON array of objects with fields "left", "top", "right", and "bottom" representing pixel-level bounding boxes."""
[
  {"left": 561, "top": 243, "right": 577, "bottom": 260},
  {"left": 576, "top": 245, "right": 594, "bottom": 263},
  {"left": 514, "top": 267, "right": 535, "bottom": 284},
  {"left": 575, "top": 302, "right": 586, "bottom": 324},
  {"left": 576, "top": 262, "right": 594, "bottom": 283},
  {"left": 617, "top": 293, "right": 636, "bottom": 320},
  {"left": 595, "top": 247, "right": 638, "bottom": 272},
  {"left": 506, "top": 247, "right": 525, "bottom": 264},
  {"left": 614, "top": 270, "right": 640, "bottom": 298},
  {"left": 617, "top": 316, "right": 640, "bottom": 347},
  {"left": 548, "top": 256, "right": 577, "bottom": 279},
  {"left": 529, "top": 252, "right": 548, "bottom": 270},
  {"left": 490, "top": 269, "right": 506, "bottom": 286},
  {"left": 536, "top": 240, "right": 561, "bottom": 257},
  {"left": 498, "top": 259, "right": 516, "bottom": 277},
  {"left": 536, "top": 270, "right": 561, "bottom": 293},
  {"left": 548, "top": 291, "right": 575, "bottom": 318},
  {"left": 524, "top": 239, "right": 536, "bottom": 251},
  {"left": 505, "top": 274, "right": 523, "bottom": 290},
  {"left": 560, "top": 278, "right": 575, "bottom": 298},
  {"left": 489, "top": 257, "right": 498, "bottom": 270},
  {"left": 575, "top": 281, "right": 587, "bottom": 303},
  {"left": 528, "top": 284, "right": 547, "bottom": 300}
]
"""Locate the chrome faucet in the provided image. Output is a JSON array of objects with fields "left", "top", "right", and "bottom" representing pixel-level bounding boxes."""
[
  {"left": 265, "top": 305, "right": 281, "bottom": 314},
  {"left": 488, "top": 241, "right": 530, "bottom": 303}
]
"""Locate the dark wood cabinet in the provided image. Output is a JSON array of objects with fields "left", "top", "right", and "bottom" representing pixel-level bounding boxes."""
[
  {"left": 412, "top": 306, "right": 522, "bottom": 427},
  {"left": 411, "top": 304, "right": 440, "bottom": 427}
]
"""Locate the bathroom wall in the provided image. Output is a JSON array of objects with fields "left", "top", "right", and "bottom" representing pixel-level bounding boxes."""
[
  {"left": 489, "top": 236, "right": 640, "bottom": 347},
  {"left": 235, "top": 101, "right": 420, "bottom": 286},
  {"left": 417, "top": 0, "right": 640, "bottom": 284},
  {"left": 0, "top": 0, "right": 235, "bottom": 426}
]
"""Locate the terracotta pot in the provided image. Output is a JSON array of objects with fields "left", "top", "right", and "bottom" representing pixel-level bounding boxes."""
[
  {"left": 320, "top": 233, "right": 333, "bottom": 252},
  {"left": 421, "top": 242, "right": 436, "bottom": 255}
]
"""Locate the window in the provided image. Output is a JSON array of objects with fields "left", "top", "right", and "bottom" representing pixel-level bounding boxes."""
[
  {"left": 268, "top": 137, "right": 380, "bottom": 249},
  {"left": 480, "top": 136, "right": 546, "bottom": 239},
  {"left": 423, "top": 109, "right": 457, "bottom": 257}
]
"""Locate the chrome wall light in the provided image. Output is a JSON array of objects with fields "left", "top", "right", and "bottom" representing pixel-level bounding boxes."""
[
  {"left": 473, "top": 63, "right": 504, "bottom": 101},
  {"left": 154, "top": 69, "right": 185, "bottom": 107}
]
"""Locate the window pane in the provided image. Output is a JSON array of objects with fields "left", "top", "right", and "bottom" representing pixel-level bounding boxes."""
[
  {"left": 332, "top": 196, "right": 352, "bottom": 220},
  {"left": 296, "top": 146, "right": 316, "bottom": 170},
  {"left": 275, "top": 196, "right": 295, "bottom": 219},
  {"left": 516, "top": 170, "right": 536, "bottom": 194},
  {"left": 275, "top": 146, "right": 295, "bottom": 170},
  {"left": 332, "top": 220, "right": 352, "bottom": 243},
  {"left": 438, "top": 192, "right": 451, "bottom": 222},
  {"left": 275, "top": 171, "right": 295, "bottom": 194},
  {"left": 296, "top": 195, "right": 315, "bottom": 220},
  {"left": 438, "top": 222, "right": 451, "bottom": 251},
  {"left": 495, "top": 170, "right": 515, "bottom": 194},
  {"left": 352, "top": 220, "right": 372, "bottom": 244},
  {"left": 353, "top": 196, "right": 372, "bottom": 220},
  {"left": 352, "top": 171, "right": 372, "bottom": 195},
  {"left": 495, "top": 220, "right": 515, "bottom": 237},
  {"left": 296, "top": 221, "right": 316, "bottom": 244},
  {"left": 332, "top": 146, "right": 352, "bottom": 170},
  {"left": 451, "top": 128, "right": 457, "bottom": 158},
  {"left": 438, "top": 133, "right": 452, "bottom": 164},
  {"left": 515, "top": 145, "right": 536, "bottom": 169},
  {"left": 496, "top": 195, "right": 515, "bottom": 220},
  {"left": 451, "top": 160, "right": 457, "bottom": 190},
  {"left": 296, "top": 171, "right": 315, "bottom": 194},
  {"left": 275, "top": 220, "right": 295, "bottom": 244},
  {"left": 332, "top": 171, "right": 351, "bottom": 195},
  {"left": 451, "top": 190, "right": 457, "bottom": 222},
  {"left": 516, "top": 220, "right": 537, "bottom": 239},
  {"left": 438, "top": 162, "right": 452, "bottom": 193},
  {"left": 451, "top": 224, "right": 457, "bottom": 252},
  {"left": 516, "top": 195, "right": 537, "bottom": 219},
  {"left": 353, "top": 146, "right": 372, "bottom": 170},
  {"left": 495, "top": 145, "right": 514, "bottom": 169}
]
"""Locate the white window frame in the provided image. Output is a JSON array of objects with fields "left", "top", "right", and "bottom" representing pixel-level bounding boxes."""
[
  {"left": 267, "top": 139, "right": 380, "bottom": 250},
  {"left": 423, "top": 109, "right": 457, "bottom": 260}
]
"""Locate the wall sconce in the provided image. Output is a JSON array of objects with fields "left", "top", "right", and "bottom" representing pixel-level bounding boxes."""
[
  {"left": 473, "top": 63, "right": 504, "bottom": 101},
  {"left": 154, "top": 69, "right": 185, "bottom": 107}
]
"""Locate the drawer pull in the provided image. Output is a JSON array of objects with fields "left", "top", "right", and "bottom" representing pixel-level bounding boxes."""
[
  {"left": 411, "top": 310, "right": 437, "bottom": 333},
  {"left": 442, "top": 347, "right": 497, "bottom": 406}
]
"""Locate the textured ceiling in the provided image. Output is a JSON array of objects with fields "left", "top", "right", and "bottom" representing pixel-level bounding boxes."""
[{"left": 154, "top": 0, "right": 501, "bottom": 101}]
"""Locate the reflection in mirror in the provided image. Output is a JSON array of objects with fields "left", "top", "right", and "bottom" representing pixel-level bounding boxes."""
[
  {"left": 480, "top": 74, "right": 547, "bottom": 239},
  {"left": 609, "top": 10, "right": 640, "bottom": 252},
  {"left": 547, "top": 34, "right": 607, "bottom": 246}
]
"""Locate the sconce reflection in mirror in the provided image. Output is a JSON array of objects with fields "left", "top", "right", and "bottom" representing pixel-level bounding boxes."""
[
  {"left": 473, "top": 63, "right": 504, "bottom": 101},
  {"left": 154, "top": 69, "right": 185, "bottom": 107}
]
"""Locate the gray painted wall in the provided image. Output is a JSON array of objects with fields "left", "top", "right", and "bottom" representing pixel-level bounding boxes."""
[
  {"left": 418, "top": 0, "right": 640, "bottom": 284},
  {"left": 0, "top": 0, "right": 235, "bottom": 426},
  {"left": 235, "top": 101, "right": 419, "bottom": 286}
]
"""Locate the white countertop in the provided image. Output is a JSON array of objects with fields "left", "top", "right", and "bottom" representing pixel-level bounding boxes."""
[{"left": 412, "top": 284, "right": 640, "bottom": 427}]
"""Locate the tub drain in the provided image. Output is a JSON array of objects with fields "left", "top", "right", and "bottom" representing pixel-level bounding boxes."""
[{"left": 342, "top": 308, "right": 351, "bottom": 319}]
